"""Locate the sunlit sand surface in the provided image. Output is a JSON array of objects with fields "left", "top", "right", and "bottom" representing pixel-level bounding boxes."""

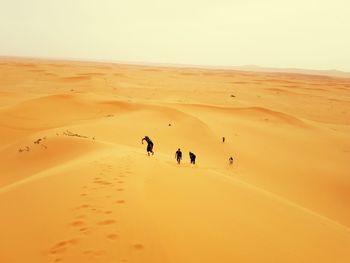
[{"left": 1, "top": 57, "right": 350, "bottom": 262}]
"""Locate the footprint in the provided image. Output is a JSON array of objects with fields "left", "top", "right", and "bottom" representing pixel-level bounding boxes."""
[
  {"left": 79, "top": 228, "right": 90, "bottom": 235},
  {"left": 116, "top": 188, "right": 124, "bottom": 192},
  {"left": 83, "top": 250, "right": 105, "bottom": 257},
  {"left": 115, "top": 200, "right": 125, "bottom": 204},
  {"left": 93, "top": 250, "right": 106, "bottom": 257},
  {"left": 51, "top": 241, "right": 67, "bottom": 249},
  {"left": 104, "top": 210, "right": 113, "bottom": 214},
  {"left": 49, "top": 239, "right": 79, "bottom": 255},
  {"left": 76, "top": 204, "right": 91, "bottom": 209},
  {"left": 91, "top": 208, "right": 102, "bottom": 213},
  {"left": 106, "top": 234, "right": 118, "bottom": 240},
  {"left": 70, "top": 220, "right": 85, "bottom": 227},
  {"left": 97, "top": 219, "right": 116, "bottom": 225},
  {"left": 94, "top": 179, "right": 112, "bottom": 186},
  {"left": 132, "top": 243, "right": 145, "bottom": 250},
  {"left": 50, "top": 248, "right": 66, "bottom": 255},
  {"left": 117, "top": 181, "right": 124, "bottom": 184}
]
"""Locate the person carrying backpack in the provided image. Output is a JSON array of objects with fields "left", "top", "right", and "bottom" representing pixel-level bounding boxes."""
[
  {"left": 175, "top": 148, "right": 182, "bottom": 164},
  {"left": 189, "top": 151, "right": 196, "bottom": 164}
]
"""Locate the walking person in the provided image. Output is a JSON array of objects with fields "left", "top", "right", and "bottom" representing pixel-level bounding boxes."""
[
  {"left": 141, "top": 136, "right": 154, "bottom": 156},
  {"left": 189, "top": 151, "right": 196, "bottom": 164},
  {"left": 229, "top": 156, "right": 234, "bottom": 165},
  {"left": 175, "top": 148, "right": 182, "bottom": 164}
]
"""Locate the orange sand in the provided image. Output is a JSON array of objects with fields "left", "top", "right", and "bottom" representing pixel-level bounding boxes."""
[{"left": 0, "top": 57, "right": 350, "bottom": 263}]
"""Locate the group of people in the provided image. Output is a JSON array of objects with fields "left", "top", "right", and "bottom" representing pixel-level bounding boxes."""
[
  {"left": 175, "top": 148, "right": 196, "bottom": 165},
  {"left": 142, "top": 136, "right": 234, "bottom": 165}
]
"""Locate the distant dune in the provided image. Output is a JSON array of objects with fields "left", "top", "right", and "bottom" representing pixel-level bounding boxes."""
[
  {"left": 1, "top": 57, "right": 350, "bottom": 263},
  {"left": 231, "top": 64, "right": 350, "bottom": 79}
]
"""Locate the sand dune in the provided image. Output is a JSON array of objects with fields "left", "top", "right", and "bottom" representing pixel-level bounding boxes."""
[
  {"left": 1, "top": 57, "right": 350, "bottom": 263},
  {"left": 177, "top": 103, "right": 309, "bottom": 128},
  {"left": 0, "top": 94, "right": 142, "bottom": 133},
  {"left": 0, "top": 136, "right": 103, "bottom": 189}
]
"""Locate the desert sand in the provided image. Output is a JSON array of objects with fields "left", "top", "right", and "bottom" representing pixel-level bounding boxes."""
[{"left": 0, "top": 57, "right": 350, "bottom": 263}]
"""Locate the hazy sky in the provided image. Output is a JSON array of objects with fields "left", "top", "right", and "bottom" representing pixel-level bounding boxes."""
[{"left": 1, "top": 0, "right": 349, "bottom": 71}]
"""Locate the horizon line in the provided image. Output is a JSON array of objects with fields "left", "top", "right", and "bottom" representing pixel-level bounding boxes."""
[{"left": 1, "top": 54, "right": 350, "bottom": 78}]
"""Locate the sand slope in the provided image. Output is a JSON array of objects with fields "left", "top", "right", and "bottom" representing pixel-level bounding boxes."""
[{"left": 1, "top": 57, "right": 350, "bottom": 263}]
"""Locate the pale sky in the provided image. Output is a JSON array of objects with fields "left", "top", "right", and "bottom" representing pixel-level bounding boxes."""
[{"left": 1, "top": 0, "right": 349, "bottom": 71}]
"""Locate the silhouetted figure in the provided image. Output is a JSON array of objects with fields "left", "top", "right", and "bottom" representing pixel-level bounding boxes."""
[
  {"left": 141, "top": 136, "right": 154, "bottom": 156},
  {"left": 229, "top": 156, "right": 234, "bottom": 165},
  {"left": 189, "top": 151, "right": 196, "bottom": 164},
  {"left": 175, "top": 148, "right": 182, "bottom": 164},
  {"left": 223, "top": 137, "right": 225, "bottom": 143}
]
